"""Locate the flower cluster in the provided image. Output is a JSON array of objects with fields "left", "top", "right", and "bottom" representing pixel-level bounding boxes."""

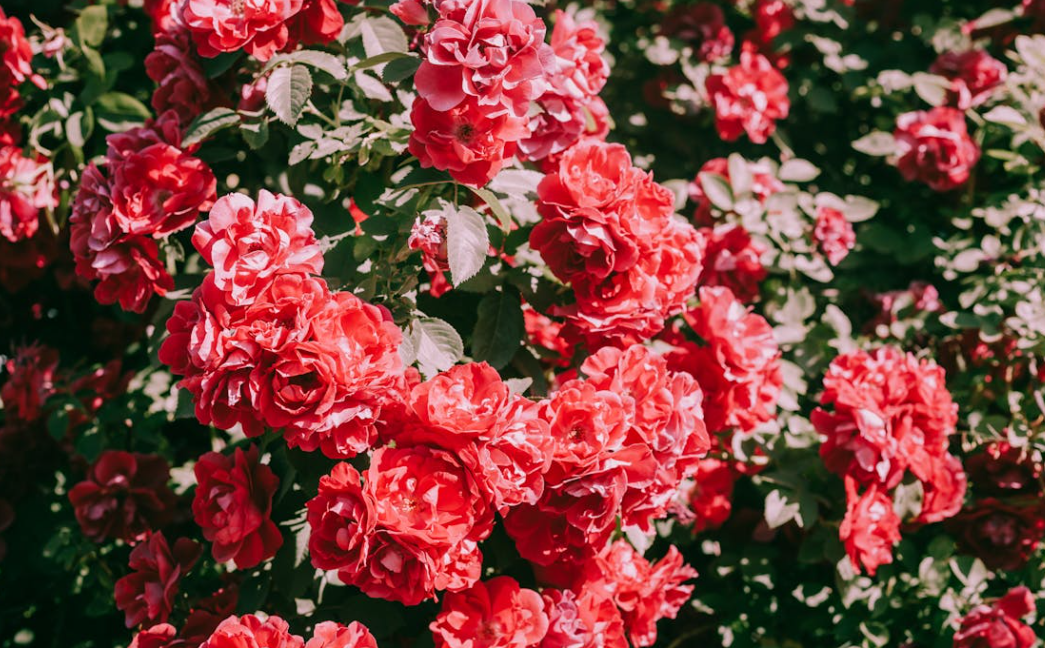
[
  {"left": 0, "top": 145, "right": 57, "bottom": 244},
  {"left": 705, "top": 51, "right": 790, "bottom": 144},
  {"left": 70, "top": 112, "right": 217, "bottom": 312},
  {"left": 181, "top": 0, "right": 345, "bottom": 61},
  {"left": 812, "top": 347, "right": 966, "bottom": 574},
  {"left": 952, "top": 586, "right": 1037, "bottom": 648},
  {"left": 530, "top": 139, "right": 704, "bottom": 345},
  {"left": 893, "top": 107, "right": 980, "bottom": 192},
  {"left": 160, "top": 190, "right": 406, "bottom": 455},
  {"left": 0, "top": 9, "right": 44, "bottom": 125}
]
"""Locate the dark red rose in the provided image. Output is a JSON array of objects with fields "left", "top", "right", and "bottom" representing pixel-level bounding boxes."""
[
  {"left": 966, "top": 442, "right": 1042, "bottom": 497},
  {"left": 68, "top": 451, "right": 177, "bottom": 543},
  {"left": 953, "top": 586, "right": 1037, "bottom": 648},
  {"left": 114, "top": 532, "right": 201, "bottom": 628},
  {"left": 951, "top": 498, "right": 1045, "bottom": 571},
  {"left": 894, "top": 107, "right": 980, "bottom": 192}
]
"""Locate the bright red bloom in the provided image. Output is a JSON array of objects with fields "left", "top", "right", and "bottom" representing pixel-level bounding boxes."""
[
  {"left": 405, "top": 362, "right": 513, "bottom": 444},
  {"left": 0, "top": 146, "right": 57, "bottom": 243},
  {"left": 286, "top": 0, "right": 346, "bottom": 48},
  {"left": 1, "top": 343, "right": 59, "bottom": 423},
  {"left": 129, "top": 624, "right": 185, "bottom": 648},
  {"left": 660, "top": 3, "right": 734, "bottom": 63},
  {"left": 199, "top": 615, "right": 304, "bottom": 648},
  {"left": 669, "top": 286, "right": 781, "bottom": 434},
  {"left": 182, "top": 0, "right": 305, "bottom": 61},
  {"left": 114, "top": 532, "right": 201, "bottom": 628},
  {"left": 0, "top": 9, "right": 44, "bottom": 89},
  {"left": 705, "top": 52, "right": 790, "bottom": 143},
  {"left": 894, "top": 107, "right": 980, "bottom": 192},
  {"left": 306, "top": 622, "right": 378, "bottom": 648},
  {"left": 415, "top": 0, "right": 552, "bottom": 117},
  {"left": 409, "top": 211, "right": 450, "bottom": 273},
  {"left": 839, "top": 478, "right": 901, "bottom": 576},
  {"left": 687, "top": 458, "right": 737, "bottom": 533},
  {"left": 812, "top": 346, "right": 959, "bottom": 490},
  {"left": 930, "top": 49, "right": 1006, "bottom": 109},
  {"left": 953, "top": 587, "right": 1037, "bottom": 648},
  {"left": 697, "top": 224, "right": 767, "bottom": 302},
  {"left": 595, "top": 541, "right": 697, "bottom": 648},
  {"left": 540, "top": 379, "right": 633, "bottom": 485},
  {"left": 951, "top": 499, "right": 1045, "bottom": 572},
  {"left": 192, "top": 445, "right": 283, "bottom": 569},
  {"left": 524, "top": 306, "right": 574, "bottom": 367},
  {"left": 430, "top": 576, "right": 549, "bottom": 648},
  {"left": 813, "top": 206, "right": 855, "bottom": 266},
  {"left": 409, "top": 96, "right": 529, "bottom": 187},
  {"left": 146, "top": 29, "right": 225, "bottom": 126},
  {"left": 918, "top": 453, "right": 968, "bottom": 524},
  {"left": 192, "top": 190, "right": 324, "bottom": 304},
  {"left": 68, "top": 451, "right": 177, "bottom": 543},
  {"left": 306, "top": 462, "right": 373, "bottom": 572}
]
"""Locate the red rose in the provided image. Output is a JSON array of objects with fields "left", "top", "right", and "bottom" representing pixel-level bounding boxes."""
[
  {"left": 114, "top": 532, "right": 201, "bottom": 628},
  {"left": 0, "top": 9, "right": 44, "bottom": 89},
  {"left": 405, "top": 362, "right": 513, "bottom": 444},
  {"left": 705, "top": 52, "right": 790, "bottom": 143},
  {"left": 0, "top": 146, "right": 57, "bottom": 243},
  {"left": 68, "top": 450, "right": 177, "bottom": 543},
  {"left": 930, "top": 49, "right": 1006, "bottom": 109},
  {"left": 193, "top": 190, "right": 324, "bottom": 305},
  {"left": 199, "top": 615, "right": 304, "bottom": 648},
  {"left": 918, "top": 453, "right": 967, "bottom": 524},
  {"left": 698, "top": 224, "right": 767, "bottom": 302},
  {"left": 306, "top": 622, "right": 378, "bottom": 648},
  {"left": 430, "top": 576, "right": 549, "bottom": 648},
  {"left": 953, "top": 587, "right": 1037, "bottom": 648},
  {"left": 129, "top": 624, "right": 186, "bottom": 648},
  {"left": 951, "top": 499, "right": 1045, "bottom": 571},
  {"left": 688, "top": 458, "right": 737, "bottom": 533},
  {"left": 285, "top": 0, "right": 346, "bottom": 49},
  {"left": 813, "top": 206, "right": 856, "bottom": 266},
  {"left": 306, "top": 462, "right": 374, "bottom": 572},
  {"left": 669, "top": 286, "right": 781, "bottom": 434},
  {"left": 660, "top": 3, "right": 734, "bottom": 63},
  {"left": 183, "top": 0, "right": 305, "bottom": 61},
  {"left": 894, "top": 107, "right": 980, "bottom": 192},
  {"left": 415, "top": 0, "right": 552, "bottom": 117},
  {"left": 192, "top": 445, "right": 283, "bottom": 569},
  {"left": 541, "top": 379, "right": 633, "bottom": 486},
  {"left": 409, "top": 211, "right": 450, "bottom": 273},
  {"left": 181, "top": 585, "right": 240, "bottom": 646},
  {"left": 408, "top": 96, "right": 529, "bottom": 187},
  {"left": 1, "top": 343, "right": 59, "bottom": 423},
  {"left": 146, "top": 29, "right": 225, "bottom": 126},
  {"left": 839, "top": 478, "right": 901, "bottom": 576},
  {"left": 966, "top": 442, "right": 1043, "bottom": 497}
]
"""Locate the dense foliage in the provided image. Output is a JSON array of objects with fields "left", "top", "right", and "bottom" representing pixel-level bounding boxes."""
[{"left": 1, "top": 0, "right": 1044, "bottom": 647}]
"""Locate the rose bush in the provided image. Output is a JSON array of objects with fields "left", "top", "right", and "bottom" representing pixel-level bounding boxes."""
[{"left": 1, "top": 1, "right": 1045, "bottom": 647}]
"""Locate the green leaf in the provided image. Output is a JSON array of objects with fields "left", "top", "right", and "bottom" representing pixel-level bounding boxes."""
[
  {"left": 359, "top": 16, "right": 409, "bottom": 58},
  {"left": 266, "top": 65, "right": 313, "bottom": 126},
  {"left": 94, "top": 92, "right": 151, "bottom": 131},
  {"left": 409, "top": 317, "right": 464, "bottom": 378},
  {"left": 764, "top": 489, "right": 801, "bottom": 529},
  {"left": 851, "top": 131, "right": 896, "bottom": 157},
  {"left": 204, "top": 52, "right": 242, "bottom": 79},
  {"left": 911, "top": 72, "right": 950, "bottom": 107},
  {"left": 267, "top": 50, "right": 347, "bottom": 80},
  {"left": 382, "top": 56, "right": 421, "bottom": 84},
  {"left": 467, "top": 186, "right": 513, "bottom": 230},
  {"left": 182, "top": 107, "right": 240, "bottom": 147},
  {"left": 778, "top": 159, "right": 821, "bottom": 183},
  {"left": 444, "top": 204, "right": 490, "bottom": 287},
  {"left": 471, "top": 288, "right": 525, "bottom": 370},
  {"left": 727, "top": 153, "right": 753, "bottom": 196},
  {"left": 699, "top": 171, "right": 734, "bottom": 211},
  {"left": 354, "top": 51, "right": 414, "bottom": 72},
  {"left": 76, "top": 5, "right": 108, "bottom": 48},
  {"left": 241, "top": 119, "right": 270, "bottom": 150}
]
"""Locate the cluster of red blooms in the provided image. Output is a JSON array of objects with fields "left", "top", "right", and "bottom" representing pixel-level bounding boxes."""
[
  {"left": 134, "top": 615, "right": 377, "bottom": 648},
  {"left": 530, "top": 139, "right": 705, "bottom": 346},
  {"left": 146, "top": 0, "right": 351, "bottom": 62},
  {"left": 160, "top": 190, "right": 407, "bottom": 456},
  {"left": 69, "top": 112, "right": 217, "bottom": 312},
  {"left": 952, "top": 586, "right": 1038, "bottom": 648},
  {"left": 408, "top": 0, "right": 609, "bottom": 186},
  {"left": 705, "top": 51, "right": 790, "bottom": 144},
  {"left": 812, "top": 346, "right": 967, "bottom": 575},
  {"left": 306, "top": 347, "right": 704, "bottom": 645}
]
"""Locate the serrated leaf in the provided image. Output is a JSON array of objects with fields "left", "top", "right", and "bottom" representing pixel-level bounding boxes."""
[
  {"left": 471, "top": 288, "right": 525, "bottom": 370},
  {"left": 778, "top": 159, "right": 821, "bottom": 182},
  {"left": 353, "top": 70, "right": 393, "bottom": 102},
  {"left": 488, "top": 169, "right": 544, "bottom": 197},
  {"left": 852, "top": 131, "right": 896, "bottom": 157},
  {"left": 268, "top": 50, "right": 347, "bottom": 80},
  {"left": 699, "top": 172, "right": 734, "bottom": 211},
  {"left": 382, "top": 56, "right": 421, "bottom": 84},
  {"left": 266, "top": 65, "right": 313, "bottom": 126},
  {"left": 354, "top": 51, "right": 413, "bottom": 71},
  {"left": 359, "top": 16, "right": 409, "bottom": 58},
  {"left": 182, "top": 107, "right": 240, "bottom": 147},
  {"left": 94, "top": 92, "right": 151, "bottom": 131},
  {"left": 445, "top": 205, "right": 489, "bottom": 287},
  {"left": 409, "top": 317, "right": 464, "bottom": 378},
  {"left": 467, "top": 186, "right": 512, "bottom": 230}
]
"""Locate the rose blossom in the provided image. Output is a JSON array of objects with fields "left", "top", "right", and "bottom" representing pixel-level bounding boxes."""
[
  {"left": 430, "top": 577, "right": 549, "bottom": 648},
  {"left": 199, "top": 615, "right": 304, "bottom": 648},
  {"left": 953, "top": 587, "right": 1037, "bottom": 648},
  {"left": 129, "top": 624, "right": 185, "bottom": 648},
  {"left": 687, "top": 458, "right": 737, "bottom": 533},
  {"left": 950, "top": 498, "right": 1045, "bottom": 571},
  {"left": 813, "top": 206, "right": 856, "bottom": 266},
  {"left": 182, "top": 0, "right": 305, "bottom": 61},
  {"left": 660, "top": 3, "right": 734, "bottom": 63},
  {"left": 192, "top": 445, "right": 283, "bottom": 569},
  {"left": 839, "top": 478, "right": 901, "bottom": 576},
  {"left": 894, "top": 107, "right": 980, "bottom": 192},
  {"left": 697, "top": 224, "right": 767, "bottom": 302},
  {"left": 966, "top": 441, "right": 1043, "bottom": 497},
  {"left": 415, "top": 0, "right": 553, "bottom": 117},
  {"left": 930, "top": 49, "right": 1006, "bottom": 109},
  {"left": 0, "top": 9, "right": 44, "bottom": 89},
  {"left": 705, "top": 52, "right": 790, "bottom": 143},
  {"left": 145, "top": 29, "right": 224, "bottom": 126},
  {"left": 0, "top": 146, "right": 57, "bottom": 243},
  {"left": 68, "top": 450, "right": 177, "bottom": 543},
  {"left": 285, "top": 0, "right": 346, "bottom": 49},
  {"left": 114, "top": 532, "right": 201, "bottom": 628},
  {"left": 408, "top": 96, "right": 529, "bottom": 187},
  {"left": 192, "top": 190, "right": 324, "bottom": 304},
  {"left": 306, "top": 622, "right": 378, "bottom": 648},
  {"left": 1, "top": 343, "right": 59, "bottom": 423}
]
